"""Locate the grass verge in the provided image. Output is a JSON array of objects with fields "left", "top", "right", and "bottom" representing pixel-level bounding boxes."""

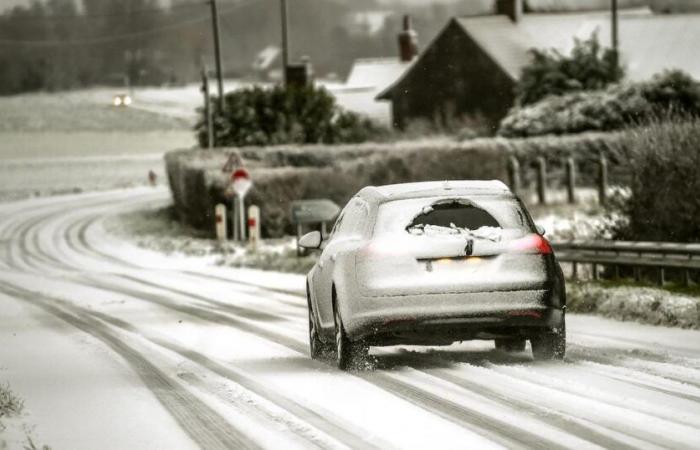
[
  {"left": 109, "top": 206, "right": 316, "bottom": 274},
  {"left": 568, "top": 280, "right": 700, "bottom": 328}
]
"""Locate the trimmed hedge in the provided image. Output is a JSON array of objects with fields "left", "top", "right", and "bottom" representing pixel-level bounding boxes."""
[{"left": 166, "top": 131, "right": 631, "bottom": 238}]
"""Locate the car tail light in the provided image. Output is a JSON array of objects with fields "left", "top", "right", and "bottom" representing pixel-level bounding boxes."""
[{"left": 509, "top": 234, "right": 552, "bottom": 255}]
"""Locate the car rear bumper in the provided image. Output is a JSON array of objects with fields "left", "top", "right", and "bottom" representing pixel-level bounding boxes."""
[{"left": 340, "top": 288, "right": 564, "bottom": 345}]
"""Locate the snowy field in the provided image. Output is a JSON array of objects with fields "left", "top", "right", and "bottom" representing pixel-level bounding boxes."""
[
  {"left": 1, "top": 187, "right": 700, "bottom": 449},
  {"left": 0, "top": 88, "right": 195, "bottom": 201},
  {"left": 0, "top": 79, "right": 386, "bottom": 202}
]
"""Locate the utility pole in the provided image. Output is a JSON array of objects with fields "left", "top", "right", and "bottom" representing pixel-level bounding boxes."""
[
  {"left": 210, "top": 0, "right": 225, "bottom": 113},
  {"left": 201, "top": 65, "right": 213, "bottom": 149},
  {"left": 611, "top": 0, "right": 619, "bottom": 68},
  {"left": 280, "top": 0, "right": 289, "bottom": 86}
]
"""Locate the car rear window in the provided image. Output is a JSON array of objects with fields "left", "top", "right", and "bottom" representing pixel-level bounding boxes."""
[
  {"left": 373, "top": 196, "right": 531, "bottom": 238},
  {"left": 408, "top": 202, "right": 500, "bottom": 230}
]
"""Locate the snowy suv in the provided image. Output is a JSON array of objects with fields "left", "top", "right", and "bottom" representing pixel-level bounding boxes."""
[{"left": 300, "top": 181, "right": 566, "bottom": 370}]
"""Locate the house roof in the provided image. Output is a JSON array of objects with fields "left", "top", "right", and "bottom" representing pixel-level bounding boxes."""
[
  {"left": 455, "top": 16, "right": 536, "bottom": 80},
  {"left": 378, "top": 7, "right": 700, "bottom": 100},
  {"left": 345, "top": 57, "right": 413, "bottom": 89}
]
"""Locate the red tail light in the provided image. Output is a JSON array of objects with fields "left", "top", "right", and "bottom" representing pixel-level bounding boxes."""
[{"left": 509, "top": 234, "right": 552, "bottom": 255}]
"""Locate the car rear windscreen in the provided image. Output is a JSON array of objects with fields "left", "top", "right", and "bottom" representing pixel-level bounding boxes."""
[
  {"left": 373, "top": 196, "right": 532, "bottom": 237},
  {"left": 408, "top": 202, "right": 500, "bottom": 230}
]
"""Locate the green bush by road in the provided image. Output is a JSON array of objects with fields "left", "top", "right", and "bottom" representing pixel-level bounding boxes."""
[
  {"left": 499, "top": 70, "right": 700, "bottom": 138},
  {"left": 196, "top": 85, "right": 385, "bottom": 147},
  {"left": 608, "top": 118, "right": 700, "bottom": 243}
]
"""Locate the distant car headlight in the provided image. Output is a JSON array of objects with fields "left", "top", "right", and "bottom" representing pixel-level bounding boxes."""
[
  {"left": 122, "top": 95, "right": 132, "bottom": 106},
  {"left": 113, "top": 96, "right": 123, "bottom": 106}
]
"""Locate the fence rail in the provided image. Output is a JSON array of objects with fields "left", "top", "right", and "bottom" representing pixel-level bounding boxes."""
[{"left": 552, "top": 240, "right": 700, "bottom": 286}]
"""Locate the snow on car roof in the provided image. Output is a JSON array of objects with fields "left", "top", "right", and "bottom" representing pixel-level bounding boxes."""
[{"left": 361, "top": 180, "right": 511, "bottom": 201}]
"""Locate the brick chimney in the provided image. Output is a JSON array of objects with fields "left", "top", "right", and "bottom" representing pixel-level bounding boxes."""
[
  {"left": 398, "top": 15, "right": 418, "bottom": 62},
  {"left": 496, "top": 0, "right": 522, "bottom": 23}
]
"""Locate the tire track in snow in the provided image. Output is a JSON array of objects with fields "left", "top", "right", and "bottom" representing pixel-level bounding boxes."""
[
  {"left": 10, "top": 189, "right": 700, "bottom": 449},
  {"left": 4, "top": 208, "right": 388, "bottom": 449},
  {"left": 481, "top": 362, "right": 700, "bottom": 448},
  {"left": 75, "top": 276, "right": 577, "bottom": 450},
  {"left": 0, "top": 284, "right": 261, "bottom": 450},
  {"left": 53, "top": 214, "right": 700, "bottom": 449},
  {"left": 117, "top": 270, "right": 700, "bottom": 449}
]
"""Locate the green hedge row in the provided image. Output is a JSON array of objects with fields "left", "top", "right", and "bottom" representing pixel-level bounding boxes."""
[{"left": 166, "top": 131, "right": 629, "bottom": 238}]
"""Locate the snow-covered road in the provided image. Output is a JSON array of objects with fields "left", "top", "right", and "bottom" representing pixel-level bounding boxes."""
[{"left": 1, "top": 188, "right": 700, "bottom": 449}]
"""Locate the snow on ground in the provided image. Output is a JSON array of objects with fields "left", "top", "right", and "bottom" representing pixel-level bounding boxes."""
[{"left": 2, "top": 187, "right": 700, "bottom": 448}]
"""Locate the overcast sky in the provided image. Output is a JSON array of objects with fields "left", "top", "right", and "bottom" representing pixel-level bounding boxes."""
[{"left": 1, "top": 0, "right": 467, "bottom": 15}]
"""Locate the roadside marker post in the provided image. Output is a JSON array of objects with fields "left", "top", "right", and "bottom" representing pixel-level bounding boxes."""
[
  {"left": 231, "top": 168, "right": 253, "bottom": 242},
  {"left": 215, "top": 204, "right": 227, "bottom": 241},
  {"left": 248, "top": 205, "right": 261, "bottom": 250}
]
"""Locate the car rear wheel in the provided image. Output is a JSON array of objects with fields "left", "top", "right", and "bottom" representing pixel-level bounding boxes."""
[
  {"left": 334, "top": 307, "right": 368, "bottom": 370},
  {"left": 495, "top": 338, "right": 526, "bottom": 352},
  {"left": 531, "top": 319, "right": 566, "bottom": 361}
]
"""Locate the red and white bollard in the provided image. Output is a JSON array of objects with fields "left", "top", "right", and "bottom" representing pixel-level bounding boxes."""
[
  {"left": 248, "top": 205, "right": 261, "bottom": 250},
  {"left": 215, "top": 204, "right": 227, "bottom": 242}
]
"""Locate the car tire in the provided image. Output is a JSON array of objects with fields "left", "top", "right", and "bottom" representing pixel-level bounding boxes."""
[
  {"left": 334, "top": 306, "right": 368, "bottom": 370},
  {"left": 531, "top": 319, "right": 566, "bottom": 361},
  {"left": 495, "top": 338, "right": 526, "bottom": 352}
]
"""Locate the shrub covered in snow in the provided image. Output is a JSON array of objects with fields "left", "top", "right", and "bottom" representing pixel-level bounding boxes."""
[
  {"left": 499, "top": 70, "right": 700, "bottom": 138},
  {"left": 516, "top": 33, "right": 623, "bottom": 106}
]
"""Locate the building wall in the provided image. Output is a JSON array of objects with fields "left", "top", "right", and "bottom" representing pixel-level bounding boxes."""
[{"left": 388, "top": 20, "right": 517, "bottom": 133}]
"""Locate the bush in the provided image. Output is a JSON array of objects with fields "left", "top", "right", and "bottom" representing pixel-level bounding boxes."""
[
  {"left": 516, "top": 33, "right": 623, "bottom": 106},
  {"left": 499, "top": 70, "right": 700, "bottom": 138},
  {"left": 608, "top": 118, "right": 700, "bottom": 243},
  {"left": 195, "top": 85, "right": 386, "bottom": 147}
]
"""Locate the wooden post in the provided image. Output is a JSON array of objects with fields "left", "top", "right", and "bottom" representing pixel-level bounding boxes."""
[
  {"left": 658, "top": 267, "right": 666, "bottom": 286},
  {"left": 565, "top": 157, "right": 576, "bottom": 204},
  {"left": 572, "top": 261, "right": 578, "bottom": 280},
  {"left": 201, "top": 66, "right": 213, "bottom": 149},
  {"left": 598, "top": 154, "right": 608, "bottom": 206},
  {"left": 536, "top": 157, "right": 547, "bottom": 205},
  {"left": 683, "top": 269, "right": 691, "bottom": 287},
  {"left": 507, "top": 156, "right": 521, "bottom": 196},
  {"left": 592, "top": 263, "right": 599, "bottom": 281}
]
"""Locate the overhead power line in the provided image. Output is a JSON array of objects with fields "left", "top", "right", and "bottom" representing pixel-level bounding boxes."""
[{"left": 0, "top": 0, "right": 260, "bottom": 47}]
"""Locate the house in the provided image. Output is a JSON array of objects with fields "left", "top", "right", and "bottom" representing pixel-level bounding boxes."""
[
  {"left": 331, "top": 15, "right": 417, "bottom": 124},
  {"left": 377, "top": 0, "right": 700, "bottom": 131}
]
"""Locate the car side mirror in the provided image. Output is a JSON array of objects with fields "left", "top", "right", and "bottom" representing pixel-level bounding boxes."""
[
  {"left": 535, "top": 224, "right": 546, "bottom": 236},
  {"left": 299, "top": 231, "right": 322, "bottom": 250}
]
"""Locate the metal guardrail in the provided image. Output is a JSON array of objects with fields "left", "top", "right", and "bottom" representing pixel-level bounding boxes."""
[{"left": 552, "top": 240, "right": 700, "bottom": 286}]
